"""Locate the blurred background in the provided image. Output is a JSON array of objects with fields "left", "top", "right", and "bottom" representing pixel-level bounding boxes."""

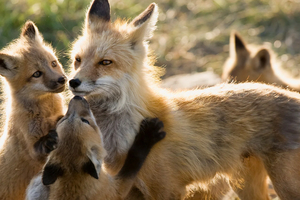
[{"left": 1, "top": 0, "right": 300, "bottom": 78}]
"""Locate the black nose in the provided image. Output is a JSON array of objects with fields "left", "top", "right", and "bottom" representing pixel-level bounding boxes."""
[
  {"left": 57, "top": 76, "right": 66, "bottom": 84},
  {"left": 69, "top": 79, "right": 81, "bottom": 89}
]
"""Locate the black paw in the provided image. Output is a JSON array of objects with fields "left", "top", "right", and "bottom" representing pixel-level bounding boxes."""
[
  {"left": 34, "top": 130, "right": 58, "bottom": 156},
  {"left": 117, "top": 118, "right": 166, "bottom": 178},
  {"left": 136, "top": 117, "right": 166, "bottom": 147}
]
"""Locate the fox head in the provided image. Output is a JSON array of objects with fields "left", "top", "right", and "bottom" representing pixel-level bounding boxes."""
[
  {"left": 42, "top": 96, "right": 106, "bottom": 187},
  {"left": 0, "top": 21, "right": 66, "bottom": 97},
  {"left": 222, "top": 32, "right": 279, "bottom": 84},
  {"left": 69, "top": 0, "right": 158, "bottom": 109}
]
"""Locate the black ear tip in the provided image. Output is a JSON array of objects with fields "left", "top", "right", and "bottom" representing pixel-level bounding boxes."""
[
  {"left": 42, "top": 164, "right": 64, "bottom": 186},
  {"left": 42, "top": 177, "right": 54, "bottom": 186},
  {"left": 88, "top": 0, "right": 111, "bottom": 22},
  {"left": 22, "top": 21, "right": 37, "bottom": 38},
  {"left": 233, "top": 32, "right": 246, "bottom": 50},
  {"left": 42, "top": 172, "right": 56, "bottom": 186},
  {"left": 233, "top": 32, "right": 240, "bottom": 41},
  {"left": 82, "top": 159, "right": 100, "bottom": 179}
]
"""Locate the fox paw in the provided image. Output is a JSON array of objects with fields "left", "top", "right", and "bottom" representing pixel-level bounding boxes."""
[
  {"left": 34, "top": 130, "right": 58, "bottom": 156},
  {"left": 137, "top": 117, "right": 166, "bottom": 146}
]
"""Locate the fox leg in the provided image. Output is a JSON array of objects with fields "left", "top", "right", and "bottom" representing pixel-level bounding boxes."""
[
  {"left": 231, "top": 156, "right": 270, "bottom": 200},
  {"left": 264, "top": 149, "right": 300, "bottom": 200}
]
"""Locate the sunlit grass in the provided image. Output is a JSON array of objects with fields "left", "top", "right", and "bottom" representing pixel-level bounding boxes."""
[{"left": 1, "top": 0, "right": 300, "bottom": 78}]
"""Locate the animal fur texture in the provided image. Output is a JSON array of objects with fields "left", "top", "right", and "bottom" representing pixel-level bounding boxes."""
[
  {"left": 26, "top": 96, "right": 166, "bottom": 200},
  {"left": 0, "top": 21, "right": 66, "bottom": 200},
  {"left": 68, "top": 0, "right": 300, "bottom": 199},
  {"left": 222, "top": 31, "right": 300, "bottom": 92}
]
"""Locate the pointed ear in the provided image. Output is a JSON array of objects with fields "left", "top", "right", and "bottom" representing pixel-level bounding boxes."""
[
  {"left": 230, "top": 31, "right": 247, "bottom": 56},
  {"left": 0, "top": 53, "right": 18, "bottom": 78},
  {"left": 42, "top": 163, "right": 64, "bottom": 185},
  {"left": 254, "top": 48, "right": 271, "bottom": 69},
  {"left": 129, "top": 3, "right": 158, "bottom": 49},
  {"left": 21, "top": 21, "right": 40, "bottom": 41},
  {"left": 83, "top": 148, "right": 101, "bottom": 179},
  {"left": 86, "top": 0, "right": 110, "bottom": 27}
]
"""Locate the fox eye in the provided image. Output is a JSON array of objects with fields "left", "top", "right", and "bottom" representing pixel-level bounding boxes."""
[
  {"left": 99, "top": 60, "right": 112, "bottom": 66},
  {"left": 51, "top": 61, "right": 57, "bottom": 67},
  {"left": 81, "top": 118, "right": 90, "bottom": 125},
  {"left": 75, "top": 57, "right": 81, "bottom": 63},
  {"left": 32, "top": 71, "right": 43, "bottom": 78}
]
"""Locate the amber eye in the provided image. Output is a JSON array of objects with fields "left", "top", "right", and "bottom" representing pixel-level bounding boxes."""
[
  {"left": 99, "top": 60, "right": 112, "bottom": 66},
  {"left": 75, "top": 57, "right": 81, "bottom": 63},
  {"left": 32, "top": 71, "right": 43, "bottom": 78},
  {"left": 51, "top": 61, "right": 57, "bottom": 67}
]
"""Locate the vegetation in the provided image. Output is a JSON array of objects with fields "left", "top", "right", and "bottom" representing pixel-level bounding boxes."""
[{"left": 1, "top": 0, "right": 300, "bottom": 78}]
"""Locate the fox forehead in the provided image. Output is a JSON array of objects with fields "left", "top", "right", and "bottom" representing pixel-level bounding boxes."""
[
  {"left": 25, "top": 47, "right": 56, "bottom": 66},
  {"left": 72, "top": 30, "right": 128, "bottom": 58}
]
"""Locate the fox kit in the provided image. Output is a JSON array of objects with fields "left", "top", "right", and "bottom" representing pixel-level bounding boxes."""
[
  {"left": 69, "top": 0, "right": 300, "bottom": 199},
  {"left": 222, "top": 32, "right": 300, "bottom": 91},
  {"left": 26, "top": 96, "right": 166, "bottom": 200},
  {"left": 0, "top": 21, "right": 66, "bottom": 199}
]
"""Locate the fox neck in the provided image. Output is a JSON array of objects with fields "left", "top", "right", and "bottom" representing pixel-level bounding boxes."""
[
  {"left": 49, "top": 172, "right": 115, "bottom": 200},
  {"left": 12, "top": 92, "right": 61, "bottom": 115},
  {"left": 86, "top": 72, "right": 156, "bottom": 173}
]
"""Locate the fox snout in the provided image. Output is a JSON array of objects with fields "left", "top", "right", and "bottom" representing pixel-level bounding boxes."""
[
  {"left": 67, "top": 95, "right": 91, "bottom": 114},
  {"left": 47, "top": 75, "right": 67, "bottom": 92},
  {"left": 69, "top": 78, "right": 81, "bottom": 89},
  {"left": 57, "top": 76, "right": 66, "bottom": 84}
]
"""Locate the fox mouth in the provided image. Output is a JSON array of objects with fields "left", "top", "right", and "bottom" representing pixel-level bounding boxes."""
[
  {"left": 71, "top": 91, "right": 90, "bottom": 97},
  {"left": 51, "top": 85, "right": 65, "bottom": 93}
]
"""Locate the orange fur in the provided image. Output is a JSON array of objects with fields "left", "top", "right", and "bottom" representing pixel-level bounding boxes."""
[
  {"left": 69, "top": 1, "right": 300, "bottom": 199},
  {"left": 0, "top": 21, "right": 66, "bottom": 199},
  {"left": 26, "top": 97, "right": 166, "bottom": 200}
]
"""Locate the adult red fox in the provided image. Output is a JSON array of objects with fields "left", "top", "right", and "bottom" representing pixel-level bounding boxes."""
[
  {"left": 68, "top": 0, "right": 300, "bottom": 199},
  {"left": 0, "top": 21, "right": 66, "bottom": 199},
  {"left": 26, "top": 96, "right": 166, "bottom": 200},
  {"left": 222, "top": 32, "right": 300, "bottom": 92}
]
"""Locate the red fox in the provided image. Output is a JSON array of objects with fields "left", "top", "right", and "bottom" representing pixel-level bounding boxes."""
[
  {"left": 26, "top": 96, "right": 166, "bottom": 200},
  {"left": 0, "top": 21, "right": 66, "bottom": 199},
  {"left": 68, "top": 0, "right": 300, "bottom": 199},
  {"left": 222, "top": 32, "right": 300, "bottom": 92}
]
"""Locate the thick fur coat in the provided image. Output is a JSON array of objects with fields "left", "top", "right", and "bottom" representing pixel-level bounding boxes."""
[{"left": 68, "top": 1, "right": 300, "bottom": 199}]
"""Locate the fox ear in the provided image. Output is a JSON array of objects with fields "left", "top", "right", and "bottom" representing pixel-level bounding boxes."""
[
  {"left": 83, "top": 148, "right": 101, "bottom": 179},
  {"left": 254, "top": 48, "right": 271, "bottom": 69},
  {"left": 0, "top": 53, "right": 18, "bottom": 78},
  {"left": 21, "top": 21, "right": 40, "bottom": 41},
  {"left": 87, "top": 0, "right": 110, "bottom": 27},
  {"left": 230, "top": 31, "right": 247, "bottom": 56},
  {"left": 42, "top": 162, "right": 64, "bottom": 185},
  {"left": 129, "top": 3, "right": 158, "bottom": 49}
]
